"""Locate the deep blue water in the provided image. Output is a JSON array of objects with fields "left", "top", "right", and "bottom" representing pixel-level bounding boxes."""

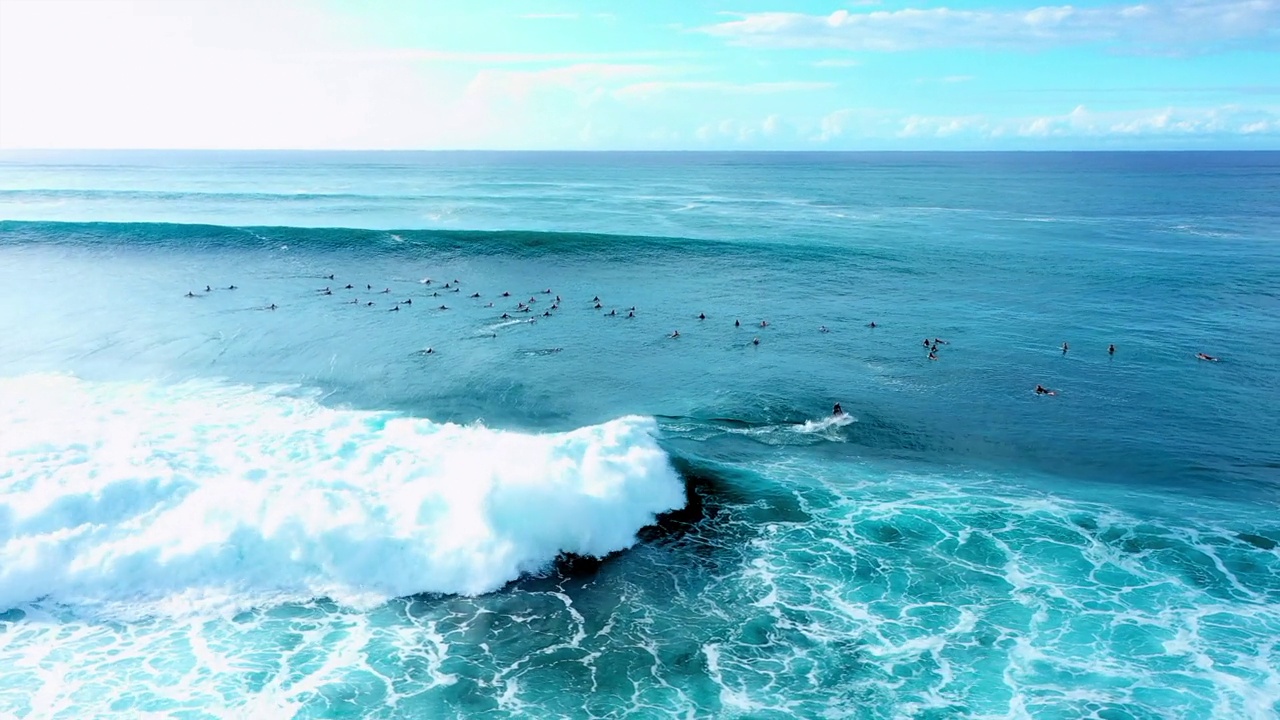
[{"left": 0, "top": 151, "right": 1278, "bottom": 718}]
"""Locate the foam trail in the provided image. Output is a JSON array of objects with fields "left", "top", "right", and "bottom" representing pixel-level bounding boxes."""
[
  {"left": 0, "top": 374, "right": 685, "bottom": 616},
  {"left": 793, "top": 413, "right": 856, "bottom": 434}
]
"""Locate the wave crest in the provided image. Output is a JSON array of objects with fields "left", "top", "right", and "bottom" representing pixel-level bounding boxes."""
[{"left": 0, "top": 375, "right": 684, "bottom": 616}]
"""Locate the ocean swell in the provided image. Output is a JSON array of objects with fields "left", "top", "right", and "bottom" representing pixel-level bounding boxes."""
[{"left": 0, "top": 374, "right": 685, "bottom": 616}]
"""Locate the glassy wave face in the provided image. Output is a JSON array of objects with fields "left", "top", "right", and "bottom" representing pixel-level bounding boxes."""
[{"left": 1, "top": 151, "right": 1278, "bottom": 718}]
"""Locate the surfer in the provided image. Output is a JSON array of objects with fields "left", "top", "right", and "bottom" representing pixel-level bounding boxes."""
[
  {"left": 471, "top": 292, "right": 481, "bottom": 298},
  {"left": 185, "top": 291, "right": 197, "bottom": 298},
  {"left": 402, "top": 298, "right": 412, "bottom": 305},
  {"left": 608, "top": 309, "right": 616, "bottom": 316},
  {"left": 628, "top": 310, "right": 635, "bottom": 318},
  {"left": 593, "top": 296, "right": 600, "bottom": 303},
  {"left": 502, "top": 291, "right": 511, "bottom": 297},
  {"left": 760, "top": 320, "right": 769, "bottom": 328},
  {"left": 367, "top": 284, "right": 372, "bottom": 290},
  {"left": 381, "top": 288, "right": 390, "bottom": 294},
  {"left": 344, "top": 284, "right": 353, "bottom": 289},
  {"left": 366, "top": 301, "right": 374, "bottom": 306},
  {"left": 425, "top": 347, "right": 434, "bottom": 354},
  {"left": 1196, "top": 352, "right": 1219, "bottom": 362},
  {"left": 928, "top": 351, "right": 938, "bottom": 361},
  {"left": 923, "top": 338, "right": 930, "bottom": 347},
  {"left": 326, "top": 274, "right": 335, "bottom": 280},
  {"left": 820, "top": 325, "right": 829, "bottom": 333},
  {"left": 268, "top": 303, "right": 277, "bottom": 310},
  {"left": 833, "top": 403, "right": 843, "bottom": 416},
  {"left": 205, "top": 285, "right": 211, "bottom": 292},
  {"left": 544, "top": 288, "right": 552, "bottom": 294},
  {"left": 869, "top": 321, "right": 876, "bottom": 328},
  {"left": 594, "top": 302, "right": 602, "bottom": 309},
  {"left": 1035, "top": 384, "right": 1056, "bottom": 396},
  {"left": 670, "top": 330, "right": 680, "bottom": 338},
  {"left": 228, "top": 285, "right": 237, "bottom": 290},
  {"left": 735, "top": 319, "right": 740, "bottom": 327},
  {"left": 1062, "top": 342, "right": 1069, "bottom": 354},
  {"left": 1109, "top": 344, "right": 1116, "bottom": 355},
  {"left": 544, "top": 311, "right": 551, "bottom": 317},
  {"left": 501, "top": 313, "right": 511, "bottom": 319},
  {"left": 389, "top": 306, "right": 399, "bottom": 312},
  {"left": 698, "top": 313, "right": 706, "bottom": 320},
  {"left": 753, "top": 337, "right": 760, "bottom": 345},
  {"left": 439, "top": 305, "right": 449, "bottom": 310},
  {"left": 323, "top": 289, "right": 332, "bottom": 296}
]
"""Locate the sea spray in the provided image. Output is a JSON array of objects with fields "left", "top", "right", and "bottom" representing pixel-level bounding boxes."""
[{"left": 0, "top": 374, "right": 685, "bottom": 616}]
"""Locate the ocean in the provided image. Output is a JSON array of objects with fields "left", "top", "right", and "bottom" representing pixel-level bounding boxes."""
[{"left": 0, "top": 150, "right": 1277, "bottom": 719}]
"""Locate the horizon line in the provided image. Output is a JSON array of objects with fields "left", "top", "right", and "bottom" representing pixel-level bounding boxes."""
[{"left": 3, "top": 148, "right": 1279, "bottom": 154}]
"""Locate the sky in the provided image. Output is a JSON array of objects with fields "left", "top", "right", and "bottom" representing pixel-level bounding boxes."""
[{"left": 0, "top": 0, "right": 1277, "bottom": 150}]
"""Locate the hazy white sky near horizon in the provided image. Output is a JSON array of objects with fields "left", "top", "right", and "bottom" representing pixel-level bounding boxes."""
[{"left": 1, "top": 0, "right": 1278, "bottom": 149}]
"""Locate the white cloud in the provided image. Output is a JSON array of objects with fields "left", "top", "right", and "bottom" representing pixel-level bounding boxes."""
[
  {"left": 701, "top": 0, "right": 1280, "bottom": 54},
  {"left": 898, "top": 114, "right": 988, "bottom": 137},
  {"left": 814, "top": 108, "right": 899, "bottom": 140},
  {"left": 811, "top": 103, "right": 1280, "bottom": 142},
  {"left": 694, "top": 116, "right": 791, "bottom": 143},
  {"left": 813, "top": 58, "right": 863, "bottom": 67},
  {"left": 469, "top": 63, "right": 672, "bottom": 99},
  {"left": 613, "top": 80, "right": 834, "bottom": 100},
  {"left": 327, "top": 49, "right": 694, "bottom": 65},
  {"left": 0, "top": 0, "right": 687, "bottom": 150},
  {"left": 915, "top": 75, "right": 976, "bottom": 84}
]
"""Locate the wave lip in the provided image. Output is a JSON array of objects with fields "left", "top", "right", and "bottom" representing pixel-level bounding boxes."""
[{"left": 0, "top": 375, "right": 685, "bottom": 616}]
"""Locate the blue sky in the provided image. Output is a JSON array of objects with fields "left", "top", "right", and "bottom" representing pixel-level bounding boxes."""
[{"left": 1, "top": 0, "right": 1277, "bottom": 149}]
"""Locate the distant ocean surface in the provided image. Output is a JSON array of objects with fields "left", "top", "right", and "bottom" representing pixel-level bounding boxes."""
[{"left": 1, "top": 151, "right": 1278, "bottom": 719}]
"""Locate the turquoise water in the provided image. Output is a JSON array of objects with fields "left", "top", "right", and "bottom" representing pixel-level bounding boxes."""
[{"left": 0, "top": 151, "right": 1278, "bottom": 718}]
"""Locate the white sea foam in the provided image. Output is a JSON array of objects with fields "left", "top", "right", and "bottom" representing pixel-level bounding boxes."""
[
  {"left": 0, "top": 374, "right": 685, "bottom": 616},
  {"left": 793, "top": 413, "right": 856, "bottom": 434}
]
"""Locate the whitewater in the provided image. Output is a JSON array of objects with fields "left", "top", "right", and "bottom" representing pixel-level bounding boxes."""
[
  {"left": 1, "top": 151, "right": 1278, "bottom": 719},
  {"left": 0, "top": 374, "right": 682, "bottom": 615}
]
